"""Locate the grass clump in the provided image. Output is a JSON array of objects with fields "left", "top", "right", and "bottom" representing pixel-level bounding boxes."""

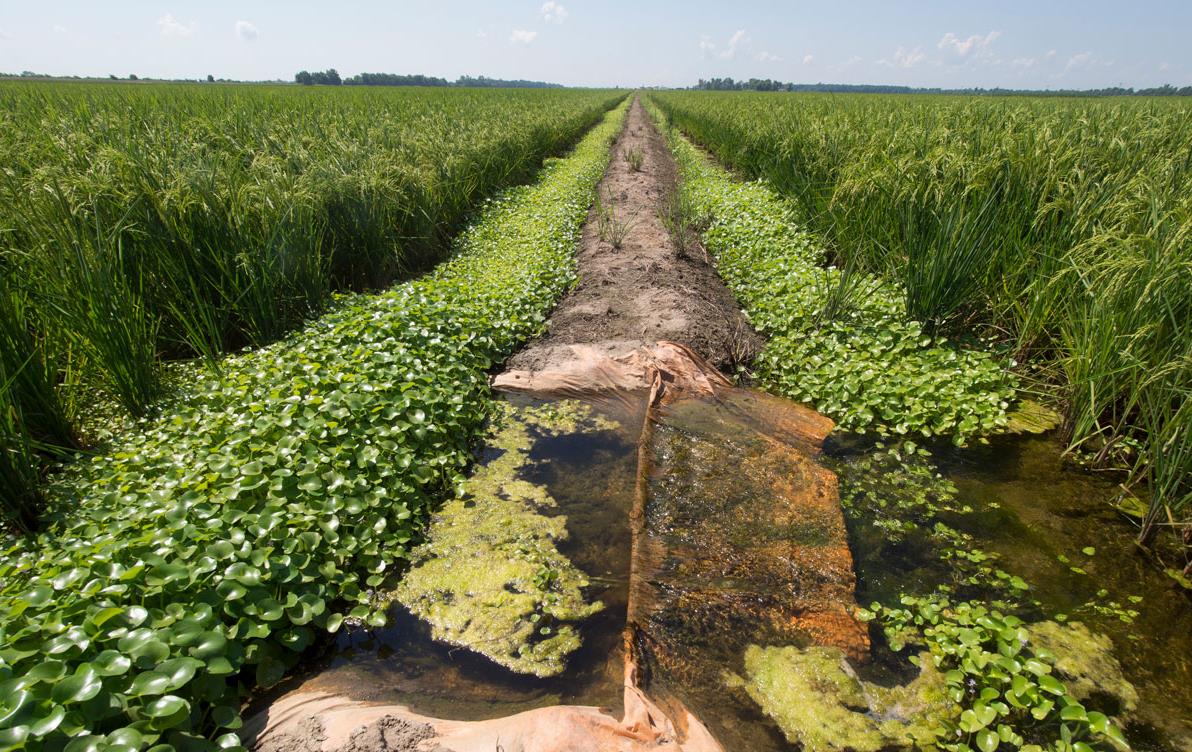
[{"left": 0, "top": 101, "right": 629, "bottom": 752}]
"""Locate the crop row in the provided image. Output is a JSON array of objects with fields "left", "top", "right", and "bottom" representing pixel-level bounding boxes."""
[
  {"left": 0, "top": 99, "right": 629, "bottom": 752},
  {"left": 651, "top": 91, "right": 1192, "bottom": 545},
  {"left": 650, "top": 101, "right": 1014, "bottom": 444},
  {"left": 0, "top": 83, "right": 623, "bottom": 528}
]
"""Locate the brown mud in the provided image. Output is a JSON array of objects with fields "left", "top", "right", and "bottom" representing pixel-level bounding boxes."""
[{"left": 504, "top": 96, "right": 760, "bottom": 375}]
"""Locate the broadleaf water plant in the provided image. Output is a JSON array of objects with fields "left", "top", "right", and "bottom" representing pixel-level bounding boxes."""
[{"left": 0, "top": 98, "right": 629, "bottom": 752}]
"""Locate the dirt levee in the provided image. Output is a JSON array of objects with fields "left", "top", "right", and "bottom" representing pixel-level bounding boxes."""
[{"left": 505, "top": 97, "right": 760, "bottom": 374}]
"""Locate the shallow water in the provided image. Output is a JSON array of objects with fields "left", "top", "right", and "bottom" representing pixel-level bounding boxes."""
[
  {"left": 272, "top": 391, "right": 644, "bottom": 720},
  {"left": 941, "top": 435, "right": 1192, "bottom": 750},
  {"left": 267, "top": 395, "right": 1191, "bottom": 751},
  {"left": 844, "top": 433, "right": 1192, "bottom": 751}
]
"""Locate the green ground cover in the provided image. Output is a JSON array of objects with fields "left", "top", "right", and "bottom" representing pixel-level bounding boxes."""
[{"left": 0, "top": 98, "right": 629, "bottom": 752}]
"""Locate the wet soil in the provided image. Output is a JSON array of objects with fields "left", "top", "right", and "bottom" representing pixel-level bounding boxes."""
[{"left": 505, "top": 96, "right": 761, "bottom": 374}]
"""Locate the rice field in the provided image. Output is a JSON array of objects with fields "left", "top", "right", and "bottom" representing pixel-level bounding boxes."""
[
  {"left": 0, "top": 83, "right": 622, "bottom": 526},
  {"left": 2, "top": 79, "right": 1189, "bottom": 752},
  {"left": 650, "top": 90, "right": 1192, "bottom": 547}
]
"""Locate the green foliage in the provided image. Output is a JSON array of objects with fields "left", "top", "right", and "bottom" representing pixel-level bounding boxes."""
[
  {"left": 650, "top": 89, "right": 1192, "bottom": 542},
  {"left": 0, "top": 82, "right": 623, "bottom": 527},
  {"left": 859, "top": 597, "right": 1130, "bottom": 752},
  {"left": 837, "top": 441, "right": 971, "bottom": 541},
  {"left": 0, "top": 101, "right": 628, "bottom": 751},
  {"left": 654, "top": 105, "right": 1015, "bottom": 443}
]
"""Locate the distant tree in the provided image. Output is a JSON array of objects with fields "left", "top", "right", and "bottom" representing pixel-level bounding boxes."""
[
  {"left": 295, "top": 70, "right": 313, "bottom": 85},
  {"left": 108, "top": 74, "right": 118, "bottom": 80},
  {"left": 128, "top": 74, "right": 138, "bottom": 81},
  {"left": 207, "top": 74, "right": 215, "bottom": 83},
  {"left": 323, "top": 68, "right": 341, "bottom": 86}
]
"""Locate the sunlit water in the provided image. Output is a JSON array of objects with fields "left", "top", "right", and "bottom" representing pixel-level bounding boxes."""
[{"left": 262, "top": 401, "right": 1191, "bottom": 751}]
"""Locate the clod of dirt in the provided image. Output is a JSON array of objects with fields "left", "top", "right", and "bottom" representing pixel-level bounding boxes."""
[
  {"left": 505, "top": 97, "right": 761, "bottom": 374},
  {"left": 342, "top": 716, "right": 441, "bottom": 752}
]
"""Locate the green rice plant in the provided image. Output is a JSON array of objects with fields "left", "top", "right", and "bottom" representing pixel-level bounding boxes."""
[
  {"left": 0, "top": 82, "right": 625, "bottom": 445},
  {"left": 594, "top": 188, "right": 636, "bottom": 248},
  {"left": 626, "top": 147, "right": 645, "bottom": 172},
  {"left": 653, "top": 106, "right": 1015, "bottom": 444},
  {"left": 650, "top": 90, "right": 1192, "bottom": 543},
  {"left": 0, "top": 99, "right": 629, "bottom": 752},
  {"left": 27, "top": 193, "right": 162, "bottom": 416},
  {"left": 0, "top": 369, "right": 43, "bottom": 533}
]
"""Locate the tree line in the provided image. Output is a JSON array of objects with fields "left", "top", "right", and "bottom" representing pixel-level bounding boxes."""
[
  {"left": 695, "top": 77, "right": 1192, "bottom": 97},
  {"left": 294, "top": 70, "right": 561, "bottom": 88}
]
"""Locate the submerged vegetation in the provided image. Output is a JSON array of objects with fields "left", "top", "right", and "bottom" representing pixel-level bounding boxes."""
[
  {"left": 0, "top": 100, "right": 628, "bottom": 751},
  {"left": 651, "top": 101, "right": 1178, "bottom": 749},
  {"left": 0, "top": 83, "right": 622, "bottom": 527},
  {"left": 394, "top": 401, "right": 613, "bottom": 677},
  {"left": 651, "top": 91, "right": 1192, "bottom": 551}
]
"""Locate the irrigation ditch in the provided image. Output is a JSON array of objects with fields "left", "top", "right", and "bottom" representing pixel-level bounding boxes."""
[{"left": 239, "top": 97, "right": 1192, "bottom": 752}]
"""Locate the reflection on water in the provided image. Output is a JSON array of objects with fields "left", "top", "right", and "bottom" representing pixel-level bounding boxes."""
[
  {"left": 261, "top": 392, "right": 643, "bottom": 721},
  {"left": 842, "top": 433, "right": 1192, "bottom": 751},
  {"left": 260, "top": 391, "right": 1190, "bottom": 752}
]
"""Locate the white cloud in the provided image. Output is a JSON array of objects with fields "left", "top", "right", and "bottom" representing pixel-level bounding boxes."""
[
  {"left": 1065, "top": 51, "right": 1093, "bottom": 71},
  {"left": 698, "top": 35, "right": 716, "bottom": 56},
  {"left": 937, "top": 30, "right": 1000, "bottom": 63},
  {"left": 1011, "top": 57, "right": 1036, "bottom": 69},
  {"left": 720, "top": 29, "right": 748, "bottom": 59},
  {"left": 476, "top": 29, "right": 488, "bottom": 39},
  {"left": 1159, "top": 61, "right": 1171, "bottom": 72},
  {"left": 510, "top": 29, "right": 538, "bottom": 45},
  {"left": 157, "top": 14, "right": 197, "bottom": 38},
  {"left": 52, "top": 24, "right": 68, "bottom": 34},
  {"left": 879, "top": 46, "right": 926, "bottom": 68},
  {"left": 541, "top": 2, "right": 568, "bottom": 24},
  {"left": 754, "top": 50, "right": 783, "bottom": 63},
  {"left": 802, "top": 54, "right": 814, "bottom": 65},
  {"left": 1045, "top": 49, "right": 1057, "bottom": 60},
  {"left": 235, "top": 20, "right": 258, "bottom": 41},
  {"left": 0, "top": 27, "right": 8, "bottom": 40}
]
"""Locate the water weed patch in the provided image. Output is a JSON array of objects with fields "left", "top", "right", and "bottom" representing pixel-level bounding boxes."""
[{"left": 0, "top": 99, "right": 628, "bottom": 752}]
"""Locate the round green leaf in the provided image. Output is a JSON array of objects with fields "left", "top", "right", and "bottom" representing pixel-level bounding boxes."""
[
  {"left": 141, "top": 694, "right": 189, "bottom": 719},
  {"left": 975, "top": 729, "right": 999, "bottom": 752},
  {"left": 29, "top": 704, "right": 67, "bottom": 737},
  {"left": 51, "top": 666, "right": 103, "bottom": 704},
  {"left": 92, "top": 650, "right": 133, "bottom": 677},
  {"left": 129, "top": 671, "right": 171, "bottom": 697},
  {"left": 191, "top": 631, "right": 228, "bottom": 660}
]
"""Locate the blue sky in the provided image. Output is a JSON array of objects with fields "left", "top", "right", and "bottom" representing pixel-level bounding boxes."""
[{"left": 0, "top": 1, "right": 1188, "bottom": 88}]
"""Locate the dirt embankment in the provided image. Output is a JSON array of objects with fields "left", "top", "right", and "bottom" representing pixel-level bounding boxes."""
[{"left": 505, "top": 96, "right": 760, "bottom": 374}]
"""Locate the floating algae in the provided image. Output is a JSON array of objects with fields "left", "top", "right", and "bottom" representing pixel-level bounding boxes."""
[
  {"left": 1026, "top": 620, "right": 1140, "bottom": 715},
  {"left": 727, "top": 644, "right": 950, "bottom": 752},
  {"left": 730, "top": 620, "right": 1143, "bottom": 752},
  {"left": 393, "top": 401, "right": 617, "bottom": 677},
  {"left": 1003, "top": 399, "right": 1064, "bottom": 434}
]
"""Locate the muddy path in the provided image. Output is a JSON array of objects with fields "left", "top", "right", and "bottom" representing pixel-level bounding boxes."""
[
  {"left": 505, "top": 96, "right": 761, "bottom": 374},
  {"left": 247, "top": 97, "right": 864, "bottom": 752}
]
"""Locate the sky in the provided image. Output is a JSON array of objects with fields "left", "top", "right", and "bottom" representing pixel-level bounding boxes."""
[{"left": 1, "top": 1, "right": 1189, "bottom": 89}]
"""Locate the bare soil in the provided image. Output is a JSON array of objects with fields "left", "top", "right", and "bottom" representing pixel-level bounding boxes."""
[{"left": 504, "top": 96, "right": 760, "bottom": 373}]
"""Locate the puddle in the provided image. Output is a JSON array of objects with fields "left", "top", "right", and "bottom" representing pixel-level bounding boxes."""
[
  {"left": 273, "top": 391, "right": 644, "bottom": 721},
  {"left": 252, "top": 342, "right": 1191, "bottom": 751},
  {"left": 840, "top": 433, "right": 1192, "bottom": 752}
]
